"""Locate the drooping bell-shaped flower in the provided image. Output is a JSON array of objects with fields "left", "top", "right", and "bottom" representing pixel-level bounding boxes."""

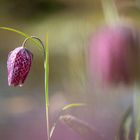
[
  {"left": 7, "top": 46, "right": 33, "bottom": 86},
  {"left": 89, "top": 24, "right": 140, "bottom": 86}
]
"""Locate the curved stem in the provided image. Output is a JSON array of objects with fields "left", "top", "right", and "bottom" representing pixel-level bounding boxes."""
[
  {"left": 22, "top": 36, "right": 46, "bottom": 60},
  {"left": 0, "top": 27, "right": 50, "bottom": 140},
  {"left": 22, "top": 35, "right": 50, "bottom": 140}
]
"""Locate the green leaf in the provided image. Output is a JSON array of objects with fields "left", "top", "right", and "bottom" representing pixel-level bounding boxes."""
[
  {"left": 62, "top": 103, "right": 85, "bottom": 111},
  {"left": 50, "top": 103, "right": 86, "bottom": 138},
  {"left": 0, "top": 27, "right": 42, "bottom": 50}
]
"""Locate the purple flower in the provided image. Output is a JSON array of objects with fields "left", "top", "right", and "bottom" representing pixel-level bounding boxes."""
[
  {"left": 89, "top": 25, "right": 140, "bottom": 86},
  {"left": 7, "top": 46, "right": 33, "bottom": 86}
]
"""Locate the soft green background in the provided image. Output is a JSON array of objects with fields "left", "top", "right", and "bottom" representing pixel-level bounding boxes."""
[{"left": 0, "top": 0, "right": 140, "bottom": 140}]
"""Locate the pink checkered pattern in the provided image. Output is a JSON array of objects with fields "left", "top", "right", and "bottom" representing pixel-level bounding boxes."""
[{"left": 7, "top": 46, "right": 33, "bottom": 86}]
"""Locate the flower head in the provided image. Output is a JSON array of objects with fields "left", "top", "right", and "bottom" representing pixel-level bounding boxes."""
[
  {"left": 89, "top": 24, "right": 140, "bottom": 86},
  {"left": 7, "top": 46, "right": 33, "bottom": 86}
]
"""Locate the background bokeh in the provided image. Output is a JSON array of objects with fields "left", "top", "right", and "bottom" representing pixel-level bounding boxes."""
[{"left": 0, "top": 0, "right": 140, "bottom": 140}]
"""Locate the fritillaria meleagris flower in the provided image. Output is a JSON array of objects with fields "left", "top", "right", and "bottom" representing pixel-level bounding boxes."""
[
  {"left": 7, "top": 46, "right": 33, "bottom": 86},
  {"left": 89, "top": 24, "right": 140, "bottom": 86}
]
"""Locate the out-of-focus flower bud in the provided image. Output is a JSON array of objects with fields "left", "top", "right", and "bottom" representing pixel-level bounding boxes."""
[
  {"left": 7, "top": 46, "right": 33, "bottom": 86},
  {"left": 89, "top": 24, "right": 140, "bottom": 86}
]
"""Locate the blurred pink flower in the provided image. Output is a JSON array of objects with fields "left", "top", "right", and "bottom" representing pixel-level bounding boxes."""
[
  {"left": 89, "top": 25, "right": 140, "bottom": 86},
  {"left": 7, "top": 46, "right": 33, "bottom": 86}
]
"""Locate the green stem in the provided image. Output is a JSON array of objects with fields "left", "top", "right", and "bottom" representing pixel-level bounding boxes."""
[
  {"left": 45, "top": 35, "right": 49, "bottom": 107},
  {"left": 22, "top": 34, "right": 50, "bottom": 140},
  {"left": 45, "top": 35, "right": 50, "bottom": 140},
  {"left": 22, "top": 35, "right": 50, "bottom": 139},
  {"left": 22, "top": 35, "right": 50, "bottom": 140},
  {"left": 0, "top": 26, "right": 50, "bottom": 140}
]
